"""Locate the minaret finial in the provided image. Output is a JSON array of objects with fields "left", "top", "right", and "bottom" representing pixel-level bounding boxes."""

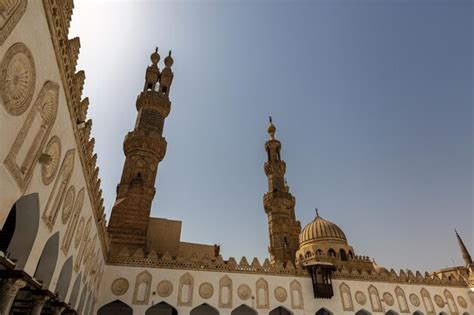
[
  {"left": 267, "top": 116, "right": 276, "bottom": 140},
  {"left": 455, "top": 229, "right": 473, "bottom": 267},
  {"left": 315, "top": 208, "right": 319, "bottom": 217},
  {"left": 155, "top": 46, "right": 158, "bottom": 53}
]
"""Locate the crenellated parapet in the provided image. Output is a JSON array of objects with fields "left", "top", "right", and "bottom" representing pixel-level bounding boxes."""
[{"left": 43, "top": 0, "right": 109, "bottom": 256}]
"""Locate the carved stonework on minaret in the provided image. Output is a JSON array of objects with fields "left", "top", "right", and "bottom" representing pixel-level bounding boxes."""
[
  {"left": 263, "top": 118, "right": 301, "bottom": 265},
  {"left": 108, "top": 48, "right": 174, "bottom": 250}
]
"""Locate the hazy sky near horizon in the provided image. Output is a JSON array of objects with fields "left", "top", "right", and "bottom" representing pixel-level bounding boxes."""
[{"left": 70, "top": 0, "right": 472, "bottom": 272}]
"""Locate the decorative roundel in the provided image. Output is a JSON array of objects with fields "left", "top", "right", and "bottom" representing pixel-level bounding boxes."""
[
  {"left": 111, "top": 278, "right": 129, "bottom": 296},
  {"left": 0, "top": 42, "right": 36, "bottom": 116},
  {"left": 237, "top": 284, "right": 251, "bottom": 300},
  {"left": 355, "top": 291, "right": 367, "bottom": 305},
  {"left": 157, "top": 280, "right": 173, "bottom": 297},
  {"left": 61, "top": 185, "right": 75, "bottom": 224},
  {"left": 383, "top": 292, "right": 394, "bottom": 306},
  {"left": 199, "top": 282, "right": 214, "bottom": 299},
  {"left": 41, "top": 136, "right": 61, "bottom": 185},
  {"left": 434, "top": 295, "right": 445, "bottom": 308},
  {"left": 274, "top": 286, "right": 287, "bottom": 302},
  {"left": 74, "top": 217, "right": 85, "bottom": 249},
  {"left": 409, "top": 293, "right": 420, "bottom": 307},
  {"left": 457, "top": 296, "right": 467, "bottom": 309}
]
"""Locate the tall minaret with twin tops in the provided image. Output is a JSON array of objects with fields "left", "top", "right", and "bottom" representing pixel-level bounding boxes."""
[
  {"left": 263, "top": 118, "right": 301, "bottom": 265},
  {"left": 108, "top": 48, "right": 174, "bottom": 250}
]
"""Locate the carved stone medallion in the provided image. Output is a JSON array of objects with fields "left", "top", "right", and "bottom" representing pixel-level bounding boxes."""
[
  {"left": 457, "top": 296, "right": 467, "bottom": 309},
  {"left": 383, "top": 292, "right": 394, "bottom": 306},
  {"left": 74, "top": 217, "right": 85, "bottom": 249},
  {"left": 199, "top": 282, "right": 214, "bottom": 299},
  {"left": 111, "top": 278, "right": 129, "bottom": 296},
  {"left": 355, "top": 291, "right": 367, "bottom": 305},
  {"left": 41, "top": 136, "right": 61, "bottom": 185},
  {"left": 409, "top": 293, "right": 420, "bottom": 307},
  {"left": 61, "top": 185, "right": 75, "bottom": 224},
  {"left": 237, "top": 284, "right": 251, "bottom": 300},
  {"left": 434, "top": 295, "right": 444, "bottom": 308},
  {"left": 0, "top": 0, "right": 27, "bottom": 45},
  {"left": 0, "top": 42, "right": 35, "bottom": 115},
  {"left": 274, "top": 286, "right": 287, "bottom": 302},
  {"left": 157, "top": 280, "right": 173, "bottom": 297}
]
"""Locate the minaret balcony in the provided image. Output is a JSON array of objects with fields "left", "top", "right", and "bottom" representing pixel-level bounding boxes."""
[{"left": 136, "top": 90, "right": 171, "bottom": 118}]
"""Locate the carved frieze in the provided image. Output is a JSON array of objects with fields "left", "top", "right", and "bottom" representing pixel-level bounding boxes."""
[
  {"left": 157, "top": 280, "right": 173, "bottom": 298},
  {"left": 41, "top": 136, "right": 61, "bottom": 185},
  {"left": 0, "top": 42, "right": 35, "bottom": 115},
  {"left": 111, "top": 278, "right": 129, "bottom": 296}
]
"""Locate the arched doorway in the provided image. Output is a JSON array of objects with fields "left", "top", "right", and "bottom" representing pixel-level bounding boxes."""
[
  {"left": 191, "top": 303, "right": 219, "bottom": 315},
  {"left": 231, "top": 305, "right": 257, "bottom": 315},
  {"left": 316, "top": 308, "right": 333, "bottom": 315},
  {"left": 98, "top": 300, "right": 133, "bottom": 315},
  {"left": 270, "top": 306, "right": 292, "bottom": 315},
  {"left": 0, "top": 193, "right": 39, "bottom": 269},
  {"left": 34, "top": 232, "right": 59, "bottom": 290},
  {"left": 146, "top": 302, "right": 178, "bottom": 315}
]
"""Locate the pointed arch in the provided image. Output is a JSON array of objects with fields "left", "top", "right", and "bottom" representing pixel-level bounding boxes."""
[
  {"left": 395, "top": 286, "right": 409, "bottom": 313},
  {"left": 231, "top": 304, "right": 257, "bottom": 315},
  {"left": 443, "top": 289, "right": 459, "bottom": 315},
  {"left": 270, "top": 306, "right": 292, "bottom": 315},
  {"left": 316, "top": 308, "right": 333, "bottom": 315},
  {"left": 54, "top": 256, "right": 73, "bottom": 301},
  {"left": 219, "top": 275, "right": 232, "bottom": 308},
  {"left": 386, "top": 311, "right": 398, "bottom": 315},
  {"left": 98, "top": 300, "right": 133, "bottom": 315},
  {"left": 132, "top": 270, "right": 152, "bottom": 305},
  {"left": 289, "top": 279, "right": 303, "bottom": 309},
  {"left": 368, "top": 285, "right": 382, "bottom": 312},
  {"left": 256, "top": 277, "right": 269, "bottom": 309},
  {"left": 69, "top": 272, "right": 82, "bottom": 309},
  {"left": 77, "top": 283, "right": 88, "bottom": 314},
  {"left": 0, "top": 193, "right": 39, "bottom": 270},
  {"left": 412, "top": 312, "right": 424, "bottom": 315},
  {"left": 33, "top": 231, "right": 59, "bottom": 290},
  {"left": 420, "top": 288, "right": 434, "bottom": 314},
  {"left": 146, "top": 301, "right": 177, "bottom": 315},
  {"left": 177, "top": 272, "right": 193, "bottom": 306},
  {"left": 191, "top": 303, "right": 219, "bottom": 315},
  {"left": 356, "top": 310, "right": 371, "bottom": 315},
  {"left": 339, "top": 282, "right": 354, "bottom": 311}
]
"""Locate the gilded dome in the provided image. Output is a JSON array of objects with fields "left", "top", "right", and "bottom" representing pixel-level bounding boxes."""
[{"left": 300, "top": 214, "right": 347, "bottom": 245}]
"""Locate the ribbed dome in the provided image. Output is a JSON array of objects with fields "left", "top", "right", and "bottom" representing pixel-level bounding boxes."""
[{"left": 300, "top": 214, "right": 347, "bottom": 245}]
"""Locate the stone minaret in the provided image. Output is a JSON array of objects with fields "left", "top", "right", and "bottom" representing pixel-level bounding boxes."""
[
  {"left": 263, "top": 118, "right": 301, "bottom": 265},
  {"left": 108, "top": 48, "right": 174, "bottom": 251}
]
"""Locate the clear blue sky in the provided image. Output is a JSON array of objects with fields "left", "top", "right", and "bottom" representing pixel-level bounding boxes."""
[{"left": 70, "top": 0, "right": 472, "bottom": 272}]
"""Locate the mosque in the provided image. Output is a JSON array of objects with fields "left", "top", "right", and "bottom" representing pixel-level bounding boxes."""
[{"left": 0, "top": 1, "right": 473, "bottom": 315}]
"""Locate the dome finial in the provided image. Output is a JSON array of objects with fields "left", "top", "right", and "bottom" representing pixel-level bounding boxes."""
[
  {"left": 267, "top": 116, "right": 276, "bottom": 140},
  {"left": 315, "top": 208, "right": 319, "bottom": 217},
  {"left": 150, "top": 47, "right": 160, "bottom": 65}
]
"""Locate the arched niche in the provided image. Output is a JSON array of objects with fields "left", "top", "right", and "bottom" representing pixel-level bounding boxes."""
[
  {"left": 339, "top": 282, "right": 354, "bottom": 311},
  {"left": 290, "top": 279, "right": 303, "bottom": 310},
  {"left": 270, "top": 306, "right": 292, "bottom": 315},
  {"left": 69, "top": 272, "right": 82, "bottom": 309},
  {"left": 54, "top": 256, "right": 73, "bottom": 301},
  {"left": 98, "top": 300, "right": 133, "bottom": 315},
  {"left": 219, "top": 275, "right": 232, "bottom": 308},
  {"left": 256, "top": 278, "right": 269, "bottom": 309},
  {"left": 443, "top": 289, "right": 459, "bottom": 315},
  {"left": 177, "top": 272, "right": 193, "bottom": 306},
  {"left": 395, "top": 286, "right": 409, "bottom": 313},
  {"left": 191, "top": 303, "right": 219, "bottom": 315},
  {"left": 33, "top": 231, "right": 59, "bottom": 290},
  {"left": 231, "top": 304, "right": 258, "bottom": 315},
  {"left": 420, "top": 288, "right": 434, "bottom": 314},
  {"left": 368, "top": 285, "right": 382, "bottom": 312},
  {"left": 145, "top": 301, "right": 178, "bottom": 315},
  {"left": 0, "top": 193, "right": 39, "bottom": 270},
  {"left": 316, "top": 308, "right": 333, "bottom": 315}
]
